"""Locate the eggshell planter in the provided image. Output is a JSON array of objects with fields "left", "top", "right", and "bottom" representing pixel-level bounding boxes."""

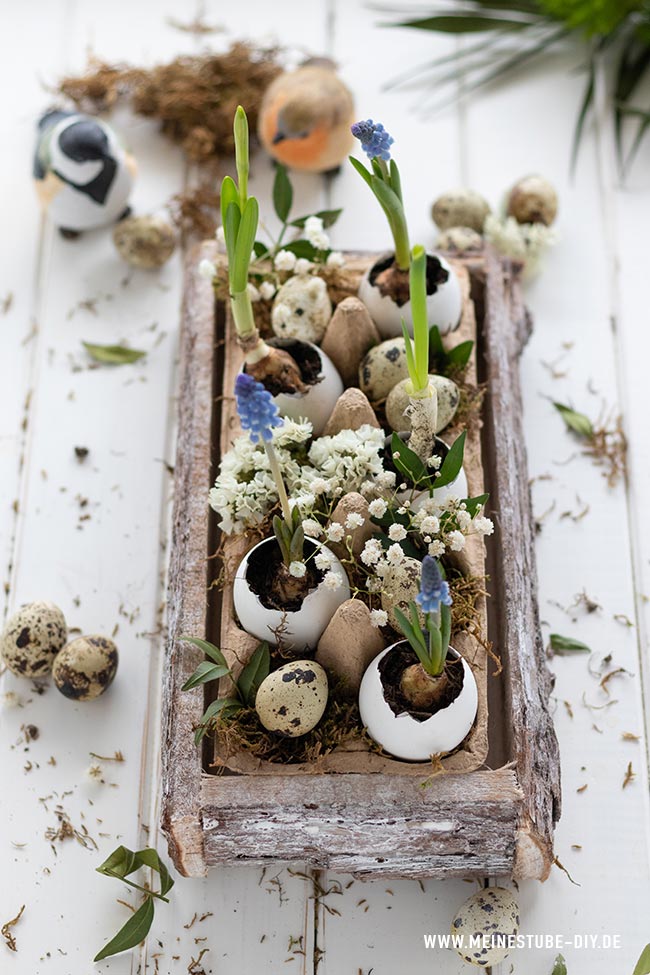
[
  {"left": 262, "top": 338, "right": 343, "bottom": 436},
  {"left": 358, "top": 251, "right": 462, "bottom": 339},
  {"left": 359, "top": 642, "right": 478, "bottom": 761},
  {"left": 232, "top": 536, "right": 350, "bottom": 652}
]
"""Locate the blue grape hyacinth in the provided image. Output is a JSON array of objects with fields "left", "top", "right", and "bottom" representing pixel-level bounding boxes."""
[
  {"left": 350, "top": 119, "right": 394, "bottom": 161},
  {"left": 235, "top": 372, "right": 282, "bottom": 443},
  {"left": 415, "top": 555, "right": 452, "bottom": 615}
]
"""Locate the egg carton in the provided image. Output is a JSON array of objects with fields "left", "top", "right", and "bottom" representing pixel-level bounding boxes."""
[{"left": 161, "top": 245, "right": 561, "bottom": 882}]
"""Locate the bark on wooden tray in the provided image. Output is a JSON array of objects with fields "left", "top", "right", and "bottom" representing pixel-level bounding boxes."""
[{"left": 161, "top": 244, "right": 561, "bottom": 881}]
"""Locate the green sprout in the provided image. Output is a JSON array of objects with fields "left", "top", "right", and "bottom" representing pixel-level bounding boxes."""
[{"left": 394, "top": 555, "right": 452, "bottom": 679}]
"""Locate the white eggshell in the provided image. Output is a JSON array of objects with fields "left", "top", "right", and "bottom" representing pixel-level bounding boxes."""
[
  {"left": 271, "top": 275, "right": 332, "bottom": 343},
  {"left": 358, "top": 643, "right": 478, "bottom": 761},
  {"left": 273, "top": 344, "right": 343, "bottom": 436},
  {"left": 450, "top": 887, "right": 520, "bottom": 967},
  {"left": 358, "top": 252, "right": 462, "bottom": 339},
  {"left": 233, "top": 538, "right": 350, "bottom": 651},
  {"left": 255, "top": 660, "right": 328, "bottom": 737},
  {"left": 358, "top": 338, "right": 408, "bottom": 403},
  {"left": 1, "top": 601, "right": 67, "bottom": 677}
]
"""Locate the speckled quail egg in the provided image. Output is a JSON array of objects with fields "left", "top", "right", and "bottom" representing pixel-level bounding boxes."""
[
  {"left": 436, "top": 226, "right": 484, "bottom": 253},
  {"left": 359, "top": 337, "right": 408, "bottom": 402},
  {"left": 507, "top": 174, "right": 558, "bottom": 227},
  {"left": 255, "top": 660, "right": 328, "bottom": 737},
  {"left": 113, "top": 214, "right": 177, "bottom": 269},
  {"left": 385, "top": 374, "right": 460, "bottom": 434},
  {"left": 52, "top": 635, "right": 118, "bottom": 701},
  {"left": 271, "top": 274, "right": 332, "bottom": 343},
  {"left": 432, "top": 189, "right": 491, "bottom": 233},
  {"left": 380, "top": 558, "right": 424, "bottom": 632},
  {"left": 1, "top": 601, "right": 67, "bottom": 677},
  {"left": 450, "top": 886, "right": 520, "bottom": 967}
]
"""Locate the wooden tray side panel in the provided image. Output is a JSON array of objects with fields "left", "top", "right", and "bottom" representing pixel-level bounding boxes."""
[
  {"left": 161, "top": 242, "right": 220, "bottom": 877},
  {"left": 481, "top": 251, "right": 561, "bottom": 880}
]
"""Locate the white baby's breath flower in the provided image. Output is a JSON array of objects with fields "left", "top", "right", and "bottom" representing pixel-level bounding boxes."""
[
  {"left": 310, "top": 477, "right": 329, "bottom": 495},
  {"left": 326, "top": 251, "right": 345, "bottom": 268},
  {"left": 370, "top": 609, "right": 388, "bottom": 628},
  {"left": 368, "top": 498, "right": 387, "bottom": 518},
  {"left": 360, "top": 538, "right": 383, "bottom": 566},
  {"left": 247, "top": 283, "right": 261, "bottom": 302},
  {"left": 428, "top": 539, "right": 445, "bottom": 557},
  {"left": 259, "top": 280, "right": 276, "bottom": 301},
  {"left": 304, "top": 215, "right": 330, "bottom": 250},
  {"left": 427, "top": 454, "right": 442, "bottom": 470},
  {"left": 366, "top": 576, "right": 381, "bottom": 593},
  {"left": 420, "top": 515, "right": 439, "bottom": 535},
  {"left": 323, "top": 570, "right": 343, "bottom": 590},
  {"left": 314, "top": 550, "right": 332, "bottom": 570},
  {"left": 215, "top": 225, "right": 226, "bottom": 244},
  {"left": 326, "top": 523, "right": 345, "bottom": 543},
  {"left": 447, "top": 530, "right": 466, "bottom": 552},
  {"left": 198, "top": 258, "right": 216, "bottom": 280},
  {"left": 289, "top": 561, "right": 307, "bottom": 578},
  {"left": 474, "top": 515, "right": 494, "bottom": 535},
  {"left": 388, "top": 523, "right": 407, "bottom": 541},
  {"left": 295, "top": 492, "right": 316, "bottom": 511},
  {"left": 457, "top": 509, "right": 472, "bottom": 531},
  {"left": 274, "top": 249, "right": 297, "bottom": 271},
  {"left": 345, "top": 512, "right": 365, "bottom": 530},
  {"left": 387, "top": 543, "right": 405, "bottom": 564},
  {"left": 302, "top": 518, "right": 322, "bottom": 538},
  {"left": 294, "top": 257, "right": 314, "bottom": 276}
]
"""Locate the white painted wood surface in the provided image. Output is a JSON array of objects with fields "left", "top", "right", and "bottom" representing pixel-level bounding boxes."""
[{"left": 1, "top": 2, "right": 649, "bottom": 973}]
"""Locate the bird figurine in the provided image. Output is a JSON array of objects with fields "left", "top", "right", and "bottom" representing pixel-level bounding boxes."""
[
  {"left": 258, "top": 59, "right": 355, "bottom": 173},
  {"left": 34, "top": 110, "right": 137, "bottom": 237}
]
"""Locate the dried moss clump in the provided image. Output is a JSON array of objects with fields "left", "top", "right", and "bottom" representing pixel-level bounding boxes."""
[{"left": 58, "top": 42, "right": 283, "bottom": 163}]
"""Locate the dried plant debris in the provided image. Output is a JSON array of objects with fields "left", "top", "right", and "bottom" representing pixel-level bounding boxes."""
[
  {"left": 57, "top": 44, "right": 282, "bottom": 163},
  {"left": 623, "top": 761, "right": 636, "bottom": 789},
  {"left": 553, "top": 401, "right": 627, "bottom": 487},
  {"left": 2, "top": 905, "right": 25, "bottom": 952}
]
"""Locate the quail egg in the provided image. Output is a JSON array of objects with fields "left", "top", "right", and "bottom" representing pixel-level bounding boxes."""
[
  {"left": 113, "top": 214, "right": 177, "bottom": 269},
  {"left": 359, "top": 337, "right": 408, "bottom": 402},
  {"left": 52, "top": 635, "right": 118, "bottom": 701},
  {"left": 1, "top": 601, "right": 67, "bottom": 677},
  {"left": 507, "top": 175, "right": 558, "bottom": 227},
  {"left": 450, "top": 886, "right": 520, "bottom": 967},
  {"left": 255, "top": 660, "right": 328, "bottom": 737},
  {"left": 431, "top": 189, "right": 491, "bottom": 233},
  {"left": 385, "top": 374, "right": 460, "bottom": 434},
  {"left": 436, "top": 226, "right": 484, "bottom": 253},
  {"left": 380, "top": 558, "right": 424, "bottom": 631}
]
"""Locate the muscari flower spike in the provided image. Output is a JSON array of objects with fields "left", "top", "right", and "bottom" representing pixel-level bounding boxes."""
[
  {"left": 415, "top": 555, "right": 452, "bottom": 615},
  {"left": 350, "top": 119, "right": 394, "bottom": 161},
  {"left": 235, "top": 372, "right": 282, "bottom": 443}
]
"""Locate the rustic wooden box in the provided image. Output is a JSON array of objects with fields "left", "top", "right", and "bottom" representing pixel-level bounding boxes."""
[{"left": 161, "top": 244, "right": 561, "bottom": 881}]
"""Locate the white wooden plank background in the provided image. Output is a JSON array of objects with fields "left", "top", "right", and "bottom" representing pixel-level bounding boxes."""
[{"left": 1, "top": 2, "right": 649, "bottom": 974}]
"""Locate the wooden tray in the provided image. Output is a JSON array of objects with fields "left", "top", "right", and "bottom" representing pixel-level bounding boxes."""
[{"left": 161, "top": 244, "right": 561, "bottom": 880}]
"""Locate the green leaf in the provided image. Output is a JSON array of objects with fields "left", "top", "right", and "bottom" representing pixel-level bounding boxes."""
[
  {"left": 349, "top": 155, "right": 373, "bottom": 188},
  {"left": 549, "top": 633, "right": 591, "bottom": 654},
  {"left": 289, "top": 523, "right": 305, "bottom": 563},
  {"left": 409, "top": 244, "right": 430, "bottom": 391},
  {"left": 253, "top": 240, "right": 270, "bottom": 259},
  {"left": 224, "top": 199, "right": 241, "bottom": 273},
  {"left": 571, "top": 57, "right": 595, "bottom": 174},
  {"left": 272, "top": 164, "right": 293, "bottom": 223},
  {"left": 289, "top": 209, "right": 343, "bottom": 230},
  {"left": 237, "top": 641, "right": 271, "bottom": 706},
  {"left": 232, "top": 197, "right": 259, "bottom": 293},
  {"left": 394, "top": 606, "right": 426, "bottom": 655},
  {"left": 388, "top": 159, "right": 403, "bottom": 203},
  {"left": 633, "top": 944, "right": 650, "bottom": 975},
  {"left": 463, "top": 493, "right": 489, "bottom": 517},
  {"left": 181, "top": 660, "right": 231, "bottom": 692},
  {"left": 96, "top": 845, "right": 138, "bottom": 880},
  {"left": 550, "top": 954, "right": 567, "bottom": 975},
  {"left": 391, "top": 433, "right": 428, "bottom": 485},
  {"left": 436, "top": 431, "right": 467, "bottom": 489},
  {"left": 447, "top": 340, "right": 474, "bottom": 370},
  {"left": 134, "top": 848, "right": 174, "bottom": 898},
  {"left": 195, "top": 697, "right": 242, "bottom": 744},
  {"left": 553, "top": 402, "right": 594, "bottom": 438},
  {"left": 82, "top": 342, "right": 146, "bottom": 365},
  {"left": 233, "top": 105, "right": 249, "bottom": 206},
  {"left": 280, "top": 239, "right": 322, "bottom": 260},
  {"left": 179, "top": 636, "right": 229, "bottom": 669},
  {"left": 220, "top": 175, "right": 239, "bottom": 229},
  {"left": 401, "top": 320, "right": 417, "bottom": 385},
  {"left": 94, "top": 897, "right": 154, "bottom": 962},
  {"left": 389, "top": 14, "right": 536, "bottom": 33}
]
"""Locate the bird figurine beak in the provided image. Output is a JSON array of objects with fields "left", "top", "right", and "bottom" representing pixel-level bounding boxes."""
[{"left": 272, "top": 130, "right": 287, "bottom": 145}]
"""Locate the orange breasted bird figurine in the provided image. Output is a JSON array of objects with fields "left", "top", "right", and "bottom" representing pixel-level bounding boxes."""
[{"left": 258, "top": 59, "right": 355, "bottom": 173}]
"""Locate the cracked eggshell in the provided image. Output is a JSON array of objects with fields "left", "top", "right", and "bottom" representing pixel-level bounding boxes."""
[
  {"left": 255, "top": 660, "right": 328, "bottom": 737},
  {"left": 272, "top": 274, "right": 332, "bottom": 343},
  {"left": 450, "top": 887, "right": 519, "bottom": 967},
  {"left": 52, "top": 635, "right": 118, "bottom": 701},
  {"left": 358, "top": 337, "right": 408, "bottom": 403},
  {"left": 1, "top": 601, "right": 67, "bottom": 677},
  {"left": 385, "top": 375, "right": 460, "bottom": 434},
  {"left": 272, "top": 342, "right": 343, "bottom": 437}
]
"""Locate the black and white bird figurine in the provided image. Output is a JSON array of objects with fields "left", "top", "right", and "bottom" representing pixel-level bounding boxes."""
[{"left": 34, "top": 110, "right": 137, "bottom": 237}]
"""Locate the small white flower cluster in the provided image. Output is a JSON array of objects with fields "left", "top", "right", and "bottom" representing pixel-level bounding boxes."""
[
  {"left": 300, "top": 425, "right": 386, "bottom": 500},
  {"left": 304, "top": 215, "right": 330, "bottom": 251},
  {"left": 484, "top": 214, "right": 558, "bottom": 276}
]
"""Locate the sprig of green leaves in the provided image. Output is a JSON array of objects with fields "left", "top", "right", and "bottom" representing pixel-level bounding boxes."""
[
  {"left": 181, "top": 637, "right": 270, "bottom": 744},
  {"left": 273, "top": 505, "right": 305, "bottom": 567},
  {"left": 391, "top": 429, "right": 467, "bottom": 491},
  {"left": 428, "top": 325, "right": 474, "bottom": 376},
  {"left": 94, "top": 846, "right": 174, "bottom": 962}
]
